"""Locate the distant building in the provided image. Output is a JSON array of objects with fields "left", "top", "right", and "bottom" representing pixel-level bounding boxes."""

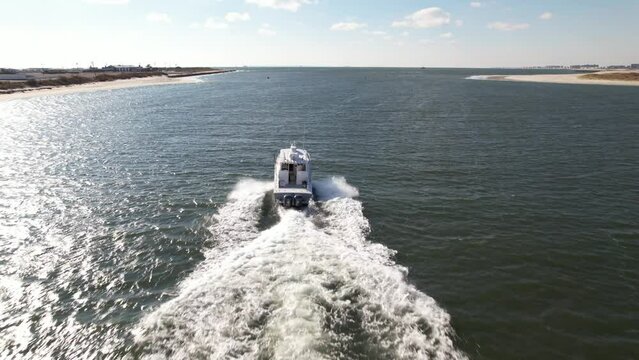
[
  {"left": 0, "top": 74, "right": 32, "bottom": 81},
  {"left": 0, "top": 68, "right": 18, "bottom": 74},
  {"left": 570, "top": 64, "right": 599, "bottom": 69},
  {"left": 631, "top": 64, "right": 639, "bottom": 69},
  {"left": 606, "top": 65, "right": 628, "bottom": 69},
  {"left": 102, "top": 65, "right": 143, "bottom": 72},
  {"left": 116, "top": 65, "right": 138, "bottom": 72}
]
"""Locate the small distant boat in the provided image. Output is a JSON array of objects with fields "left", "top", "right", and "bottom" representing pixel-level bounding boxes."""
[{"left": 274, "top": 144, "right": 312, "bottom": 208}]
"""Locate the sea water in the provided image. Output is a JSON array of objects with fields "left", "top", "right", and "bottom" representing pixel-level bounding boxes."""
[{"left": 1, "top": 68, "right": 638, "bottom": 359}]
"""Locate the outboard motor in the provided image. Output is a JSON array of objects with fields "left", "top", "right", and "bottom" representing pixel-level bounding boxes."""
[
  {"left": 283, "top": 195, "right": 293, "bottom": 208},
  {"left": 294, "top": 195, "right": 304, "bottom": 208}
]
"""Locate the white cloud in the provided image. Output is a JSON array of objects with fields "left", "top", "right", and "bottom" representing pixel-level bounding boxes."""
[
  {"left": 392, "top": 7, "right": 451, "bottom": 28},
  {"left": 204, "top": 18, "right": 229, "bottom": 29},
  {"left": 258, "top": 24, "right": 277, "bottom": 36},
  {"left": 440, "top": 32, "right": 453, "bottom": 38},
  {"left": 401, "top": 31, "right": 409, "bottom": 37},
  {"left": 470, "top": 2, "right": 482, "bottom": 8},
  {"left": 364, "top": 30, "right": 387, "bottom": 36},
  {"left": 539, "top": 12, "right": 553, "bottom": 20},
  {"left": 146, "top": 12, "right": 171, "bottom": 24},
  {"left": 455, "top": 19, "right": 464, "bottom": 27},
  {"left": 245, "top": 0, "right": 311, "bottom": 12},
  {"left": 225, "top": 12, "right": 251, "bottom": 22},
  {"left": 84, "top": 0, "right": 128, "bottom": 4},
  {"left": 193, "top": 13, "right": 249, "bottom": 30},
  {"left": 487, "top": 22, "right": 530, "bottom": 31},
  {"left": 330, "top": 22, "right": 367, "bottom": 31},
  {"left": 419, "top": 39, "right": 434, "bottom": 45}
]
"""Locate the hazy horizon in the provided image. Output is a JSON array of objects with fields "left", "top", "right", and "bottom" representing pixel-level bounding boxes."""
[{"left": 2, "top": 0, "right": 638, "bottom": 69}]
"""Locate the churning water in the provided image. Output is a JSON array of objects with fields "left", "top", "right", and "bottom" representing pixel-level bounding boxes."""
[
  {"left": 134, "top": 178, "right": 463, "bottom": 359},
  {"left": 1, "top": 68, "right": 638, "bottom": 359}
]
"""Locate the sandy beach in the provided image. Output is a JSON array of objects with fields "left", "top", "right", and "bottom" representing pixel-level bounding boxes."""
[
  {"left": 470, "top": 71, "right": 639, "bottom": 87},
  {"left": 0, "top": 75, "right": 199, "bottom": 102}
]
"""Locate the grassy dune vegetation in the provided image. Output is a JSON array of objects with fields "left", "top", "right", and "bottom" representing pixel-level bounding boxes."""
[
  {"left": 581, "top": 72, "right": 639, "bottom": 81},
  {"left": 0, "top": 72, "right": 164, "bottom": 91}
]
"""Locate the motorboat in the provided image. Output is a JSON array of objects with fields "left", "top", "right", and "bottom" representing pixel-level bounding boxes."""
[{"left": 274, "top": 144, "right": 312, "bottom": 208}]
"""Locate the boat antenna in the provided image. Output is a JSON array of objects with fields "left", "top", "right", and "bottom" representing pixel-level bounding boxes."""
[{"left": 303, "top": 120, "right": 307, "bottom": 149}]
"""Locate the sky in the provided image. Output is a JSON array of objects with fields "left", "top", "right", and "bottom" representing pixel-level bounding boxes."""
[{"left": 2, "top": 0, "right": 638, "bottom": 68}]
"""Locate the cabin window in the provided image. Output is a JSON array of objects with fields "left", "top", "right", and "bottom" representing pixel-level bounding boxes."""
[{"left": 281, "top": 163, "right": 288, "bottom": 170}]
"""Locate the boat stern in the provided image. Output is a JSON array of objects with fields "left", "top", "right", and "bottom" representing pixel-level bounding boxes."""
[{"left": 274, "top": 189, "right": 312, "bottom": 208}]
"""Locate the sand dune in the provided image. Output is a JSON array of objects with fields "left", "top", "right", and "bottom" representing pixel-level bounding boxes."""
[{"left": 478, "top": 71, "right": 639, "bottom": 87}]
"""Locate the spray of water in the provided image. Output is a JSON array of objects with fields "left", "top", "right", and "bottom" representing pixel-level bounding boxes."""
[
  {"left": 133, "top": 178, "right": 466, "bottom": 359},
  {"left": 313, "top": 176, "right": 359, "bottom": 201}
]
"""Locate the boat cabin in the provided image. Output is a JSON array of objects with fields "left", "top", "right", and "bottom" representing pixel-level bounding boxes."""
[
  {"left": 275, "top": 145, "right": 311, "bottom": 190},
  {"left": 273, "top": 145, "right": 313, "bottom": 208}
]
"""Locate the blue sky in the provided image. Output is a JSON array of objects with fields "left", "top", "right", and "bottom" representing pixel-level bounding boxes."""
[{"left": 2, "top": 0, "right": 638, "bottom": 68}]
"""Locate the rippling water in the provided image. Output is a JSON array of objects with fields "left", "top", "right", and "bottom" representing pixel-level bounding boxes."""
[{"left": 1, "top": 68, "right": 638, "bottom": 359}]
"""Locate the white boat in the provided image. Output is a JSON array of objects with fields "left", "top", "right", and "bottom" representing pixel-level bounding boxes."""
[{"left": 274, "top": 144, "right": 313, "bottom": 208}]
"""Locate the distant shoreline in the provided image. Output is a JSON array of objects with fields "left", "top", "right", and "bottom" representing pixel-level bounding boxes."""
[
  {"left": 0, "top": 70, "right": 234, "bottom": 102},
  {"left": 166, "top": 69, "right": 233, "bottom": 78},
  {"left": 468, "top": 71, "right": 639, "bottom": 87}
]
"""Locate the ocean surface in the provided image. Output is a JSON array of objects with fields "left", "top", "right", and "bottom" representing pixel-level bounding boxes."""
[{"left": 1, "top": 68, "right": 638, "bottom": 359}]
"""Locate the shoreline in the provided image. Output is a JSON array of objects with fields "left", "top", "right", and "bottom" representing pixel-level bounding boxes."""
[
  {"left": 469, "top": 71, "right": 639, "bottom": 87},
  {"left": 0, "top": 71, "right": 233, "bottom": 102},
  {"left": 0, "top": 76, "right": 193, "bottom": 102}
]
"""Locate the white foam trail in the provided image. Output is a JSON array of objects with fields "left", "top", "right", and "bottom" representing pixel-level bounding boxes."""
[
  {"left": 465, "top": 75, "right": 490, "bottom": 80},
  {"left": 313, "top": 176, "right": 359, "bottom": 201},
  {"left": 205, "top": 179, "right": 272, "bottom": 260},
  {"left": 134, "top": 178, "right": 465, "bottom": 359}
]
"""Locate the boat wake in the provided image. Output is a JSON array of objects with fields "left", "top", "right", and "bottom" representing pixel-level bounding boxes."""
[
  {"left": 133, "top": 177, "right": 466, "bottom": 359},
  {"left": 465, "top": 75, "right": 490, "bottom": 80}
]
